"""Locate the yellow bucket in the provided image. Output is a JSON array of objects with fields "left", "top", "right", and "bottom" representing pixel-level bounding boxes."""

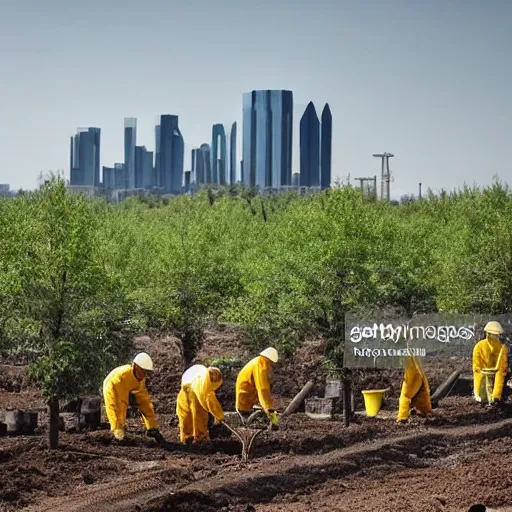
[{"left": 361, "top": 388, "right": 390, "bottom": 417}]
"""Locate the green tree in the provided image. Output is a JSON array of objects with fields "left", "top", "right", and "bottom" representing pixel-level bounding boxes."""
[{"left": 0, "top": 175, "right": 132, "bottom": 448}]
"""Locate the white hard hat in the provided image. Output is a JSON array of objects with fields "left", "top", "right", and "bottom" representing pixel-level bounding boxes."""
[
  {"left": 484, "top": 321, "right": 504, "bottom": 335},
  {"left": 259, "top": 347, "right": 278, "bottom": 363},
  {"left": 133, "top": 352, "right": 154, "bottom": 371}
]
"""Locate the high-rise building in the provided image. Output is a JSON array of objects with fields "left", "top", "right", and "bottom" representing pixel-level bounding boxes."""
[
  {"left": 191, "top": 143, "right": 211, "bottom": 185},
  {"left": 320, "top": 104, "right": 332, "bottom": 190},
  {"left": 102, "top": 166, "right": 115, "bottom": 189},
  {"left": 292, "top": 172, "right": 300, "bottom": 187},
  {"left": 300, "top": 102, "right": 320, "bottom": 187},
  {"left": 114, "top": 163, "right": 125, "bottom": 189},
  {"left": 154, "top": 125, "right": 161, "bottom": 188},
  {"left": 158, "top": 115, "right": 184, "bottom": 194},
  {"left": 124, "top": 118, "right": 137, "bottom": 189},
  {"left": 211, "top": 124, "right": 227, "bottom": 185},
  {"left": 184, "top": 171, "right": 191, "bottom": 193},
  {"left": 135, "top": 146, "right": 154, "bottom": 189},
  {"left": 70, "top": 127, "right": 101, "bottom": 186},
  {"left": 230, "top": 122, "right": 237, "bottom": 184},
  {"left": 242, "top": 90, "right": 293, "bottom": 189}
]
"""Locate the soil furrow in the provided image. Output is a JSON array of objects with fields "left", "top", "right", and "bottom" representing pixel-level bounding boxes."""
[
  {"left": 23, "top": 418, "right": 512, "bottom": 512},
  {"left": 137, "top": 418, "right": 512, "bottom": 512}
]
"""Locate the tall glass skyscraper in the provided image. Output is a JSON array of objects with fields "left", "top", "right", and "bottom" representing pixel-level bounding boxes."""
[
  {"left": 211, "top": 124, "right": 227, "bottom": 185},
  {"left": 158, "top": 115, "right": 184, "bottom": 194},
  {"left": 321, "top": 104, "right": 332, "bottom": 190},
  {"left": 230, "top": 122, "right": 237, "bottom": 185},
  {"left": 124, "top": 118, "right": 137, "bottom": 189},
  {"left": 242, "top": 90, "right": 293, "bottom": 189},
  {"left": 191, "top": 144, "right": 211, "bottom": 185},
  {"left": 135, "top": 146, "right": 154, "bottom": 189},
  {"left": 300, "top": 102, "right": 320, "bottom": 187},
  {"left": 70, "top": 127, "right": 101, "bottom": 186}
]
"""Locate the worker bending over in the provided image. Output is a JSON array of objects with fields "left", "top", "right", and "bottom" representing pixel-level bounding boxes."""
[
  {"left": 397, "top": 355, "right": 432, "bottom": 423},
  {"left": 236, "top": 347, "right": 279, "bottom": 427},
  {"left": 176, "top": 364, "right": 224, "bottom": 444},
  {"left": 103, "top": 352, "right": 163, "bottom": 442},
  {"left": 473, "top": 321, "right": 508, "bottom": 405}
]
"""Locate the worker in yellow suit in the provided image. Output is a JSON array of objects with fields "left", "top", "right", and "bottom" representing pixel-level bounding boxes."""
[
  {"left": 176, "top": 364, "right": 224, "bottom": 444},
  {"left": 473, "top": 321, "right": 508, "bottom": 406},
  {"left": 236, "top": 347, "right": 279, "bottom": 427},
  {"left": 397, "top": 355, "right": 432, "bottom": 423},
  {"left": 102, "top": 352, "right": 163, "bottom": 442}
]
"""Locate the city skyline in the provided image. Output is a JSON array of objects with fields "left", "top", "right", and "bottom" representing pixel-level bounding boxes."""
[
  {"left": 2, "top": 2, "right": 511, "bottom": 197},
  {"left": 69, "top": 91, "right": 332, "bottom": 194}
]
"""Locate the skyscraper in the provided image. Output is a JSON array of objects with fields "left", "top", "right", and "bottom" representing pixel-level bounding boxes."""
[
  {"left": 135, "top": 146, "right": 154, "bottom": 189},
  {"left": 114, "top": 163, "right": 125, "bottom": 189},
  {"left": 300, "top": 102, "right": 320, "bottom": 187},
  {"left": 102, "top": 166, "right": 115, "bottom": 189},
  {"left": 124, "top": 118, "right": 137, "bottom": 189},
  {"left": 242, "top": 90, "right": 293, "bottom": 189},
  {"left": 230, "top": 122, "right": 237, "bottom": 185},
  {"left": 191, "top": 144, "right": 211, "bottom": 186},
  {"left": 154, "top": 125, "right": 161, "bottom": 189},
  {"left": 158, "top": 115, "right": 184, "bottom": 194},
  {"left": 320, "top": 104, "right": 332, "bottom": 190},
  {"left": 70, "top": 127, "right": 101, "bottom": 186},
  {"left": 211, "top": 124, "right": 227, "bottom": 185},
  {"left": 184, "top": 171, "right": 191, "bottom": 193}
]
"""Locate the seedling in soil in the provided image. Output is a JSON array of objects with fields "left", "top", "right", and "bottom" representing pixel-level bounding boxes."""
[{"left": 220, "top": 421, "right": 266, "bottom": 462}]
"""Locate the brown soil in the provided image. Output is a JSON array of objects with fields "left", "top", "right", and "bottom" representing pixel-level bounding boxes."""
[{"left": 2, "top": 330, "right": 512, "bottom": 512}]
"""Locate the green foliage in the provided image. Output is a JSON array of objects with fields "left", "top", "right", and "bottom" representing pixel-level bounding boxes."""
[
  {"left": 3, "top": 176, "right": 512, "bottom": 380},
  {"left": 0, "top": 174, "right": 132, "bottom": 400}
]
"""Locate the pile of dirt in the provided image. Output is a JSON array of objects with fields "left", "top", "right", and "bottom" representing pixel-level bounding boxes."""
[{"left": 0, "top": 437, "right": 122, "bottom": 510}]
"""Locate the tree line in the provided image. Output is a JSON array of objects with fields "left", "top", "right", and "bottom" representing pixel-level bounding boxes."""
[{"left": 1, "top": 174, "right": 511, "bottom": 446}]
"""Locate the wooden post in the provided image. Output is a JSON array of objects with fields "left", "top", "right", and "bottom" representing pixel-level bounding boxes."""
[
  {"left": 48, "top": 397, "right": 60, "bottom": 449},
  {"left": 343, "top": 377, "right": 351, "bottom": 427},
  {"left": 282, "top": 380, "right": 314, "bottom": 417}
]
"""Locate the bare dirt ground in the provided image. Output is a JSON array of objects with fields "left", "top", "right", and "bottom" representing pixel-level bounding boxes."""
[{"left": 1, "top": 329, "right": 512, "bottom": 512}]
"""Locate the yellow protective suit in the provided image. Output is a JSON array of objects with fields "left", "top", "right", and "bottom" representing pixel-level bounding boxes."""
[
  {"left": 472, "top": 336, "right": 508, "bottom": 402},
  {"left": 235, "top": 355, "right": 274, "bottom": 413},
  {"left": 102, "top": 364, "right": 157, "bottom": 432},
  {"left": 176, "top": 365, "right": 224, "bottom": 444},
  {"left": 397, "top": 356, "right": 432, "bottom": 422}
]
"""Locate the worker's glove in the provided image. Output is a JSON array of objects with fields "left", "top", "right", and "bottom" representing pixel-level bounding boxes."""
[
  {"left": 146, "top": 428, "right": 165, "bottom": 444},
  {"left": 113, "top": 428, "right": 125, "bottom": 441},
  {"left": 268, "top": 411, "right": 279, "bottom": 430}
]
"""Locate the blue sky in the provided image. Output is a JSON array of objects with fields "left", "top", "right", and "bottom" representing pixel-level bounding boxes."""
[{"left": 0, "top": 0, "right": 511, "bottom": 197}]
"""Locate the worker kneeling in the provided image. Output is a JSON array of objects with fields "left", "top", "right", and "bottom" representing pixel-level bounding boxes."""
[
  {"left": 473, "top": 321, "right": 508, "bottom": 406},
  {"left": 103, "top": 352, "right": 163, "bottom": 442},
  {"left": 176, "top": 365, "right": 224, "bottom": 444},
  {"left": 236, "top": 347, "right": 279, "bottom": 428},
  {"left": 397, "top": 356, "right": 432, "bottom": 423}
]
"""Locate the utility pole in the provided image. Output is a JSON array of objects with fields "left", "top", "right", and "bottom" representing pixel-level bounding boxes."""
[
  {"left": 372, "top": 153, "right": 394, "bottom": 201},
  {"left": 419, "top": 182, "right": 422, "bottom": 200},
  {"left": 355, "top": 176, "right": 378, "bottom": 200}
]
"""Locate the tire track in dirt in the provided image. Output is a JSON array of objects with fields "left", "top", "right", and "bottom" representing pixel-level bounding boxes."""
[
  {"left": 20, "top": 464, "right": 193, "bottom": 512},
  {"left": 21, "top": 418, "right": 512, "bottom": 512}
]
